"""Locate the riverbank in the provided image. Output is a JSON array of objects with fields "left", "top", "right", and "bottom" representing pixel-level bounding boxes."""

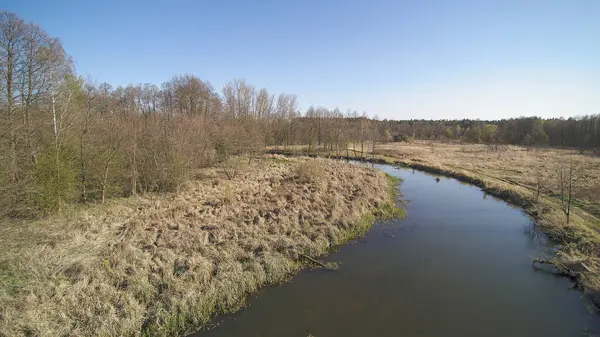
[
  {"left": 270, "top": 143, "right": 600, "bottom": 303},
  {"left": 199, "top": 162, "right": 600, "bottom": 337},
  {"left": 0, "top": 156, "right": 402, "bottom": 337}
]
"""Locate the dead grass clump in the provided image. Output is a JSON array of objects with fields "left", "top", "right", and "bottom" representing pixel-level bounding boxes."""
[{"left": 294, "top": 160, "right": 323, "bottom": 183}]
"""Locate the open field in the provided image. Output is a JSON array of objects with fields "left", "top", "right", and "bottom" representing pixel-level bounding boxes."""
[
  {"left": 0, "top": 156, "right": 400, "bottom": 337},
  {"left": 376, "top": 141, "right": 600, "bottom": 221},
  {"left": 270, "top": 141, "right": 600, "bottom": 302},
  {"left": 372, "top": 142, "right": 600, "bottom": 300}
]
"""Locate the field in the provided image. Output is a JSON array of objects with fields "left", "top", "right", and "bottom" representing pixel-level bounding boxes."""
[
  {"left": 374, "top": 141, "right": 600, "bottom": 297},
  {"left": 376, "top": 141, "right": 600, "bottom": 221},
  {"left": 272, "top": 141, "right": 600, "bottom": 301},
  {"left": 0, "top": 156, "right": 400, "bottom": 337}
]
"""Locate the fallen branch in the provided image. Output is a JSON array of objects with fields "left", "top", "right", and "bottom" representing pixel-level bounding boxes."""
[
  {"left": 299, "top": 253, "right": 327, "bottom": 268},
  {"left": 532, "top": 257, "right": 586, "bottom": 279},
  {"left": 532, "top": 257, "right": 554, "bottom": 266},
  {"left": 581, "top": 262, "right": 593, "bottom": 273}
]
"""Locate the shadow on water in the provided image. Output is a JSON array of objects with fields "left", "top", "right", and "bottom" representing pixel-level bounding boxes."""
[{"left": 192, "top": 164, "right": 600, "bottom": 337}]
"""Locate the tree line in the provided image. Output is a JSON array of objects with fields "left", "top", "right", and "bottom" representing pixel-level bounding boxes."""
[
  {"left": 0, "top": 12, "right": 384, "bottom": 218},
  {"left": 1, "top": 11, "right": 598, "bottom": 218},
  {"left": 378, "top": 116, "right": 600, "bottom": 149}
]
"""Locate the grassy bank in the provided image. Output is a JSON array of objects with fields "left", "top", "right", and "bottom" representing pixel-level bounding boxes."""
[
  {"left": 270, "top": 142, "right": 600, "bottom": 303},
  {"left": 377, "top": 143, "right": 600, "bottom": 299},
  {"left": 0, "top": 155, "right": 402, "bottom": 337}
]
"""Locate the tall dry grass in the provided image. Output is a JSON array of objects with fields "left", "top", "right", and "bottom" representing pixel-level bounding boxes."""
[
  {"left": 374, "top": 141, "right": 600, "bottom": 298},
  {"left": 376, "top": 142, "right": 600, "bottom": 219},
  {"left": 270, "top": 142, "right": 600, "bottom": 303},
  {"left": 0, "top": 156, "right": 399, "bottom": 336}
]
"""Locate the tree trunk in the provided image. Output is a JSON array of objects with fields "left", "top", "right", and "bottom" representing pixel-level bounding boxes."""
[
  {"left": 51, "top": 87, "right": 61, "bottom": 211},
  {"left": 55, "top": 140, "right": 60, "bottom": 211},
  {"left": 102, "top": 160, "right": 110, "bottom": 203},
  {"left": 567, "top": 167, "right": 572, "bottom": 223},
  {"left": 79, "top": 134, "right": 87, "bottom": 202},
  {"left": 10, "top": 133, "right": 17, "bottom": 205},
  {"left": 361, "top": 139, "right": 364, "bottom": 159},
  {"left": 131, "top": 123, "right": 137, "bottom": 196},
  {"left": 346, "top": 137, "right": 349, "bottom": 160}
]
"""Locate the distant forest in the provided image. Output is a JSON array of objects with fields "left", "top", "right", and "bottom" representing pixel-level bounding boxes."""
[
  {"left": 376, "top": 116, "right": 600, "bottom": 148},
  {"left": 1, "top": 11, "right": 598, "bottom": 218}
]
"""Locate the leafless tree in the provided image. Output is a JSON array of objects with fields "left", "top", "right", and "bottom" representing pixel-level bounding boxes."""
[
  {"left": 78, "top": 80, "right": 97, "bottom": 201},
  {"left": 533, "top": 166, "right": 549, "bottom": 204},
  {"left": 0, "top": 12, "right": 25, "bottom": 207},
  {"left": 554, "top": 157, "right": 582, "bottom": 223}
]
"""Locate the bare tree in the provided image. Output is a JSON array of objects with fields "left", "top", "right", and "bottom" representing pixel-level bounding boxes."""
[
  {"left": 371, "top": 114, "right": 379, "bottom": 158},
  {"left": 78, "top": 80, "right": 97, "bottom": 202},
  {"left": 533, "top": 166, "right": 549, "bottom": 204},
  {"left": 275, "top": 93, "right": 298, "bottom": 150},
  {"left": 254, "top": 87, "right": 273, "bottom": 119},
  {"left": 44, "top": 38, "right": 77, "bottom": 211},
  {"left": 0, "top": 12, "right": 25, "bottom": 206},
  {"left": 99, "top": 114, "right": 122, "bottom": 203},
  {"left": 255, "top": 87, "right": 274, "bottom": 149},
  {"left": 554, "top": 158, "right": 582, "bottom": 223},
  {"left": 359, "top": 112, "right": 369, "bottom": 158},
  {"left": 222, "top": 78, "right": 255, "bottom": 118}
]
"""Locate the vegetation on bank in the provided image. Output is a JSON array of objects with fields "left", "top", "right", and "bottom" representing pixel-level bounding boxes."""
[
  {"left": 1, "top": 11, "right": 598, "bottom": 221},
  {"left": 380, "top": 116, "right": 600, "bottom": 152},
  {"left": 1, "top": 10, "right": 597, "bottom": 335},
  {"left": 0, "top": 156, "right": 403, "bottom": 337},
  {"left": 378, "top": 143, "right": 600, "bottom": 299},
  {"left": 272, "top": 142, "right": 600, "bottom": 303}
]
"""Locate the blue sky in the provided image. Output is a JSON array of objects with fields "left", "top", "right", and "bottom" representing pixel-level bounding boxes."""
[{"left": 4, "top": 0, "right": 599, "bottom": 119}]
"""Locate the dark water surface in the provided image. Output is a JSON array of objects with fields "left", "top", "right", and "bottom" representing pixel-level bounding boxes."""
[{"left": 195, "top": 164, "right": 600, "bottom": 337}]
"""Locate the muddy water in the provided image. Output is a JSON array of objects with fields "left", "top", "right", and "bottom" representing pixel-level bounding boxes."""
[{"left": 194, "top": 164, "right": 600, "bottom": 337}]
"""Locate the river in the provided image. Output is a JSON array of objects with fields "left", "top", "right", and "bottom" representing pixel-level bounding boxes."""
[{"left": 193, "top": 163, "right": 600, "bottom": 337}]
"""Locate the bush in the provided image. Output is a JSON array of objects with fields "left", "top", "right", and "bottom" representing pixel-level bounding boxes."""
[
  {"left": 33, "top": 146, "right": 79, "bottom": 215},
  {"left": 295, "top": 161, "right": 322, "bottom": 183},
  {"left": 393, "top": 133, "right": 409, "bottom": 142}
]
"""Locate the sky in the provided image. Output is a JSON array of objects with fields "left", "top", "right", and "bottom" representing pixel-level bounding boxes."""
[{"left": 3, "top": 0, "right": 600, "bottom": 120}]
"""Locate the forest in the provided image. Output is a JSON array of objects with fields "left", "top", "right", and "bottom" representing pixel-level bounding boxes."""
[{"left": 1, "top": 11, "right": 599, "bottom": 218}]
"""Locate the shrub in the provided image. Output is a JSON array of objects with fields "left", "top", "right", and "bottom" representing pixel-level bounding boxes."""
[
  {"left": 33, "top": 146, "right": 79, "bottom": 215},
  {"left": 295, "top": 160, "right": 322, "bottom": 183}
]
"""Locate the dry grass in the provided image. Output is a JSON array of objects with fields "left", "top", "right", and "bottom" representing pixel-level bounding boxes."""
[
  {"left": 269, "top": 142, "right": 600, "bottom": 302},
  {"left": 0, "top": 155, "right": 399, "bottom": 337},
  {"left": 374, "top": 141, "right": 600, "bottom": 297},
  {"left": 294, "top": 160, "right": 323, "bottom": 183},
  {"left": 377, "top": 142, "right": 600, "bottom": 208}
]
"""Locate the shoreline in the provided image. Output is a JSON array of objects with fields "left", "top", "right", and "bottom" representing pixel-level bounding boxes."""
[
  {"left": 0, "top": 156, "right": 403, "bottom": 337},
  {"left": 267, "top": 149, "right": 600, "bottom": 305}
]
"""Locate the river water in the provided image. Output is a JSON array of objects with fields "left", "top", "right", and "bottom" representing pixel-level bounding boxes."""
[{"left": 195, "top": 164, "right": 600, "bottom": 337}]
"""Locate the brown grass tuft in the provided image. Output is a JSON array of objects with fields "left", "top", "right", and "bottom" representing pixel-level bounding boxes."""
[{"left": 294, "top": 160, "right": 323, "bottom": 183}]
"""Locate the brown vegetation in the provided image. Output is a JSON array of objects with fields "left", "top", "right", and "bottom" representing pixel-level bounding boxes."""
[
  {"left": 0, "top": 12, "right": 400, "bottom": 336},
  {"left": 2, "top": 9, "right": 599, "bottom": 335},
  {"left": 376, "top": 142, "right": 600, "bottom": 220},
  {"left": 270, "top": 141, "right": 600, "bottom": 304},
  {"left": 0, "top": 156, "right": 400, "bottom": 336},
  {"left": 2, "top": 10, "right": 597, "bottom": 221},
  {"left": 1, "top": 10, "right": 383, "bottom": 220},
  {"left": 373, "top": 142, "right": 600, "bottom": 297}
]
